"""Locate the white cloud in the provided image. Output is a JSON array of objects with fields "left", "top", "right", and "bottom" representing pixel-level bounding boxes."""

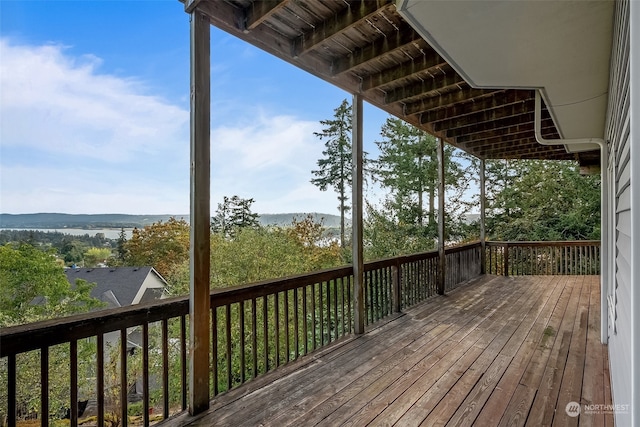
[
  {"left": 0, "top": 38, "right": 347, "bottom": 216},
  {"left": 0, "top": 39, "right": 189, "bottom": 163},
  {"left": 210, "top": 112, "right": 343, "bottom": 214}
]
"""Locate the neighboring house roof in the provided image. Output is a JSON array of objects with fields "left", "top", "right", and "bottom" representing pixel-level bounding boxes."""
[{"left": 65, "top": 266, "right": 167, "bottom": 308}]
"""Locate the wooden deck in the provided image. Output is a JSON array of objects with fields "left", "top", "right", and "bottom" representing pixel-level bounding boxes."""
[{"left": 170, "top": 275, "right": 612, "bottom": 426}]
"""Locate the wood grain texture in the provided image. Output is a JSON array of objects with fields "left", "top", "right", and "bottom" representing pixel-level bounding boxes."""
[{"left": 163, "top": 275, "right": 611, "bottom": 427}]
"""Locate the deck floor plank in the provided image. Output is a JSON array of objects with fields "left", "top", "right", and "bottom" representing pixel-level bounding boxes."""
[{"left": 166, "top": 275, "right": 611, "bottom": 427}]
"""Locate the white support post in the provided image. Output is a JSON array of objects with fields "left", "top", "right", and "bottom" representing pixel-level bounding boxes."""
[
  {"left": 352, "top": 93, "right": 365, "bottom": 334},
  {"left": 189, "top": 8, "right": 211, "bottom": 415}
]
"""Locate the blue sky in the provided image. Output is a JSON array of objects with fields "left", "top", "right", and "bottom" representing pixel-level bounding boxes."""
[{"left": 0, "top": 0, "right": 392, "bottom": 215}]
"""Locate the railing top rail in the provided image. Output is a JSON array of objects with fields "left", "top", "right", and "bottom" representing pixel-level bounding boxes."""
[
  {"left": 210, "top": 265, "right": 353, "bottom": 307},
  {"left": 486, "top": 240, "right": 600, "bottom": 247},
  {"left": 0, "top": 296, "right": 189, "bottom": 358}
]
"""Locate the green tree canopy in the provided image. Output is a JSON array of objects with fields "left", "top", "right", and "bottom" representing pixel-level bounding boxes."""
[
  {"left": 0, "top": 243, "right": 103, "bottom": 327},
  {"left": 485, "top": 159, "right": 600, "bottom": 241}
]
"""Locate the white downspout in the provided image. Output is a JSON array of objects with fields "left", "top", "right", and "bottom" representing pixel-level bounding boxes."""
[{"left": 534, "top": 90, "right": 609, "bottom": 344}]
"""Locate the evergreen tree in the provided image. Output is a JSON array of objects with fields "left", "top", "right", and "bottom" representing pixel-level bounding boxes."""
[
  {"left": 370, "top": 117, "right": 473, "bottom": 242},
  {"left": 211, "top": 196, "right": 260, "bottom": 238},
  {"left": 311, "top": 99, "right": 353, "bottom": 248}
]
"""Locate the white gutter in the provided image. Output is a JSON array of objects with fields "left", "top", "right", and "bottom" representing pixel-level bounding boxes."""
[{"left": 534, "top": 90, "right": 609, "bottom": 344}]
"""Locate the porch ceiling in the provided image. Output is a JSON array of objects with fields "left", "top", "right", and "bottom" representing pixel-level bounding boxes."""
[{"left": 187, "top": 0, "right": 607, "bottom": 166}]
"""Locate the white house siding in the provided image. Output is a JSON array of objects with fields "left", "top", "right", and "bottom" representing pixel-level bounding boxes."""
[{"left": 605, "top": 0, "right": 631, "bottom": 424}]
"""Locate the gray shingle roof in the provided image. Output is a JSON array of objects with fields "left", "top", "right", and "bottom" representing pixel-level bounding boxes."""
[{"left": 65, "top": 267, "right": 163, "bottom": 307}]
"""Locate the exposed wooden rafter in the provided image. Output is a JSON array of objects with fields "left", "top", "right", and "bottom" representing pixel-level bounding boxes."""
[
  {"left": 194, "top": 0, "right": 599, "bottom": 164},
  {"left": 331, "top": 22, "right": 423, "bottom": 75},
  {"left": 244, "top": 0, "right": 289, "bottom": 31},
  {"left": 293, "top": 0, "right": 395, "bottom": 56}
]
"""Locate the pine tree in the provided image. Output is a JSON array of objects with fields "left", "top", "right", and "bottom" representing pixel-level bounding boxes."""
[{"left": 311, "top": 99, "right": 353, "bottom": 248}]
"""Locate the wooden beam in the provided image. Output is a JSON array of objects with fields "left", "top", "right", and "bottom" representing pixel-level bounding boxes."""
[
  {"left": 437, "top": 137, "right": 446, "bottom": 295},
  {"left": 294, "top": 1, "right": 394, "bottom": 56},
  {"left": 480, "top": 145, "right": 570, "bottom": 159},
  {"left": 403, "top": 87, "right": 499, "bottom": 116},
  {"left": 183, "top": 0, "right": 203, "bottom": 13},
  {"left": 352, "top": 93, "right": 365, "bottom": 334},
  {"left": 419, "top": 90, "right": 533, "bottom": 124},
  {"left": 189, "top": 8, "right": 211, "bottom": 416},
  {"left": 361, "top": 45, "right": 446, "bottom": 91},
  {"left": 445, "top": 112, "right": 535, "bottom": 138},
  {"left": 245, "top": 0, "right": 288, "bottom": 31},
  {"left": 455, "top": 118, "right": 555, "bottom": 143},
  {"left": 385, "top": 69, "right": 466, "bottom": 104},
  {"left": 464, "top": 133, "right": 555, "bottom": 149},
  {"left": 331, "top": 22, "right": 423, "bottom": 75},
  {"left": 432, "top": 100, "right": 535, "bottom": 132},
  {"left": 469, "top": 137, "right": 567, "bottom": 155},
  {"left": 480, "top": 158, "right": 486, "bottom": 275}
]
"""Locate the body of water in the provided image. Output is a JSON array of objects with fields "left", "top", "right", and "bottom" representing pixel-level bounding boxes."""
[{"left": 0, "top": 228, "right": 134, "bottom": 239}]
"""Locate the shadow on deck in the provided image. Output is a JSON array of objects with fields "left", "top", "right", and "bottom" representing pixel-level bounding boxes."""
[{"left": 165, "top": 274, "right": 611, "bottom": 427}]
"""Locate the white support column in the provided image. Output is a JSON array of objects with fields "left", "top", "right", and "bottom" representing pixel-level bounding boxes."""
[
  {"left": 189, "top": 8, "right": 211, "bottom": 415},
  {"left": 437, "top": 137, "right": 446, "bottom": 295},
  {"left": 352, "top": 93, "right": 365, "bottom": 334},
  {"left": 480, "top": 158, "right": 486, "bottom": 275},
  {"left": 630, "top": 0, "right": 639, "bottom": 423}
]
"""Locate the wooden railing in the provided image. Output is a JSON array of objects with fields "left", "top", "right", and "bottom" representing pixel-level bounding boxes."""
[
  {"left": 486, "top": 241, "right": 600, "bottom": 276},
  {"left": 0, "top": 241, "right": 514, "bottom": 427}
]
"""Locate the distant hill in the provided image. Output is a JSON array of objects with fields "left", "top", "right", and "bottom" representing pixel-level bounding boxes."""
[{"left": 0, "top": 212, "right": 342, "bottom": 229}]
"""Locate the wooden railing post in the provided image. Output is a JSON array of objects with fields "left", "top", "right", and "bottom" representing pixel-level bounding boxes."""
[
  {"left": 391, "top": 260, "right": 402, "bottom": 313},
  {"left": 437, "top": 137, "right": 446, "bottom": 295},
  {"left": 352, "top": 93, "right": 365, "bottom": 334},
  {"left": 189, "top": 7, "right": 211, "bottom": 415},
  {"left": 503, "top": 243, "right": 510, "bottom": 276}
]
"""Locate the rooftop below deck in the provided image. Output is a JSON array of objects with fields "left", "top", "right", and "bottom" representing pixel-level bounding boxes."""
[{"left": 164, "top": 274, "right": 611, "bottom": 426}]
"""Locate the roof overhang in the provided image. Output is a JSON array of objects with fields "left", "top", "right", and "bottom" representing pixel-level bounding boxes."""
[
  {"left": 183, "top": 0, "right": 614, "bottom": 165},
  {"left": 397, "top": 0, "right": 615, "bottom": 153}
]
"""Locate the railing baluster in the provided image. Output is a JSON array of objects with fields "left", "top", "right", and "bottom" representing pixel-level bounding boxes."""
[
  {"left": 211, "top": 307, "right": 218, "bottom": 396},
  {"left": 8, "top": 354, "right": 16, "bottom": 427},
  {"left": 284, "top": 290, "right": 290, "bottom": 362},
  {"left": 70, "top": 340, "right": 78, "bottom": 427},
  {"left": 262, "top": 295, "right": 268, "bottom": 373},
  {"left": 346, "top": 276, "right": 352, "bottom": 334},
  {"left": 239, "top": 300, "right": 246, "bottom": 383},
  {"left": 326, "top": 280, "right": 332, "bottom": 340},
  {"left": 274, "top": 293, "right": 280, "bottom": 366},
  {"left": 41, "top": 347, "right": 49, "bottom": 427},
  {"left": 332, "top": 279, "right": 338, "bottom": 339},
  {"left": 225, "top": 304, "right": 232, "bottom": 390},
  {"left": 339, "top": 277, "right": 345, "bottom": 337},
  {"left": 142, "top": 323, "right": 149, "bottom": 427},
  {"left": 318, "top": 283, "right": 324, "bottom": 345},
  {"left": 293, "top": 288, "right": 299, "bottom": 357},
  {"left": 302, "top": 285, "right": 308, "bottom": 354},
  {"left": 312, "top": 283, "right": 317, "bottom": 350},
  {"left": 119, "top": 330, "right": 127, "bottom": 427},
  {"left": 97, "top": 334, "right": 105, "bottom": 426},
  {"left": 161, "top": 320, "right": 169, "bottom": 419},
  {"left": 251, "top": 298, "right": 258, "bottom": 378},
  {"left": 180, "top": 315, "right": 187, "bottom": 411}
]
